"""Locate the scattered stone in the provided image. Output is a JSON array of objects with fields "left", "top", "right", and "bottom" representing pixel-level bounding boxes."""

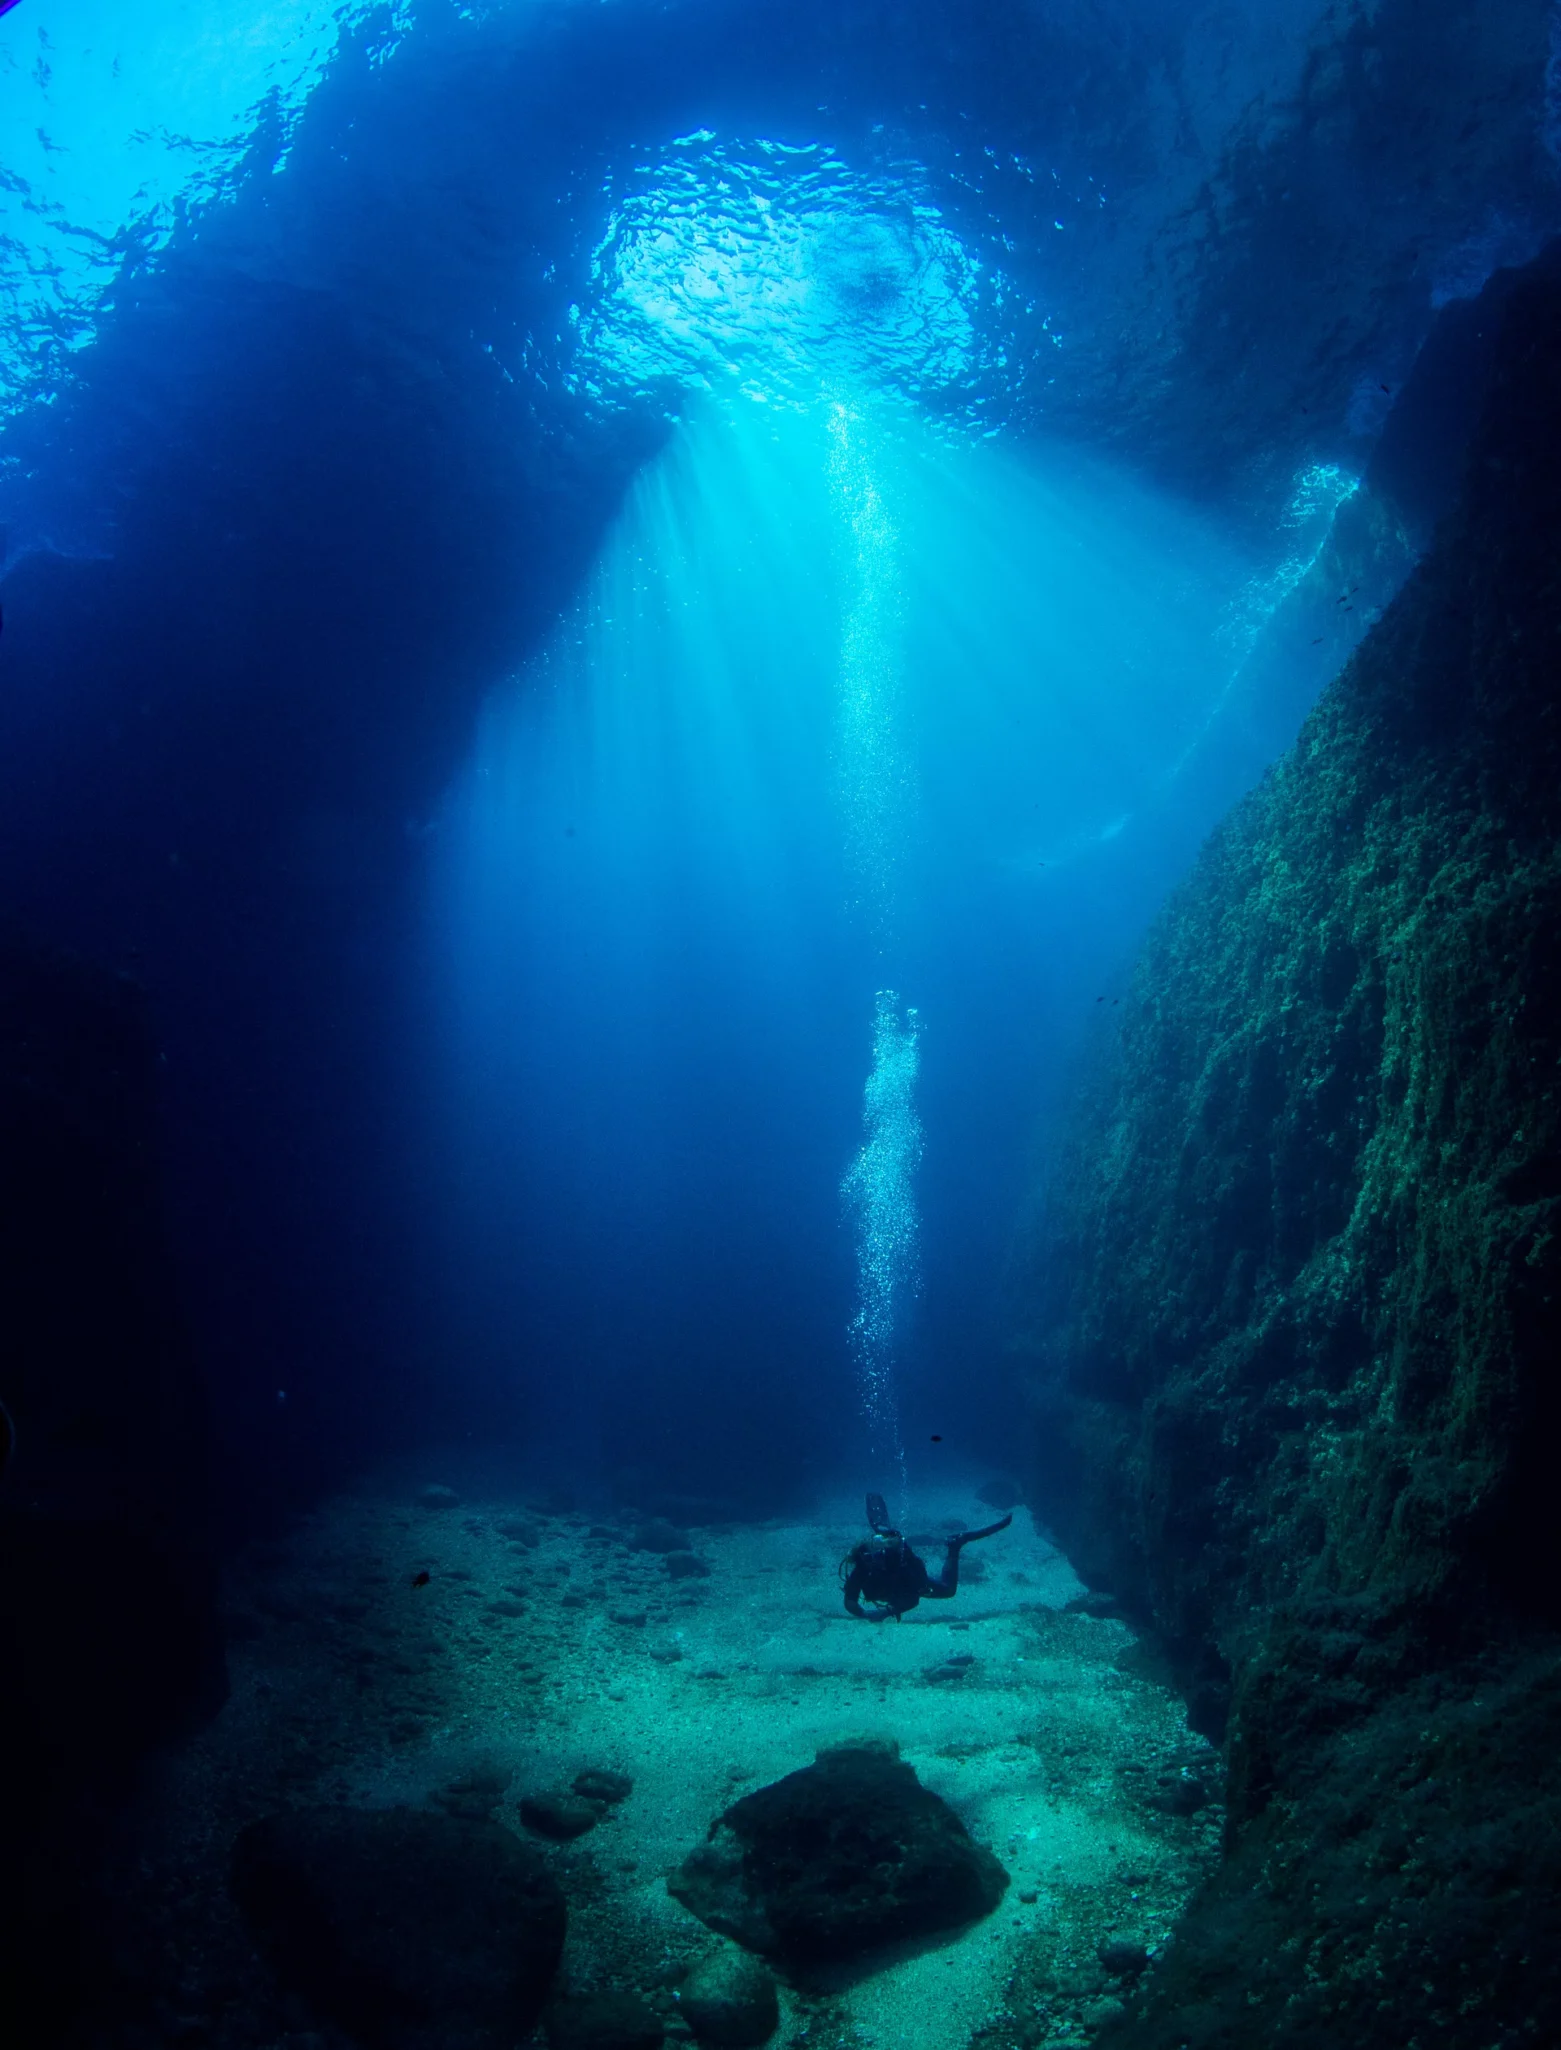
[
  {"left": 1151, "top": 1771, "right": 1210, "bottom": 1815},
  {"left": 1064, "top": 1590, "right": 1119, "bottom": 1618},
  {"left": 544, "top": 1991, "right": 664, "bottom": 2050},
  {"left": 609, "top": 1609, "right": 649, "bottom": 1628},
  {"left": 486, "top": 1599, "right": 527, "bottom": 1619},
  {"left": 561, "top": 1592, "right": 588, "bottom": 1608},
  {"left": 1018, "top": 1890, "right": 1039, "bottom": 1904},
  {"left": 1098, "top": 1937, "right": 1149, "bottom": 1977},
  {"left": 573, "top": 1768, "right": 634, "bottom": 1806},
  {"left": 231, "top": 1806, "right": 564, "bottom": 2048},
  {"left": 434, "top": 1768, "right": 512, "bottom": 1821},
  {"left": 664, "top": 1552, "right": 711, "bottom": 1579},
  {"left": 497, "top": 1519, "right": 542, "bottom": 1547},
  {"left": 926, "top": 1654, "right": 975, "bottom": 1684},
  {"left": 679, "top": 1949, "right": 779, "bottom": 2047},
  {"left": 521, "top": 1792, "right": 602, "bottom": 1841},
  {"left": 632, "top": 1519, "right": 693, "bottom": 1554},
  {"left": 1082, "top": 1998, "right": 1128, "bottom": 2029},
  {"left": 417, "top": 1484, "right": 460, "bottom": 1511},
  {"left": 649, "top": 1643, "right": 684, "bottom": 1663},
  {"left": 669, "top": 1744, "right": 1008, "bottom": 1964}
]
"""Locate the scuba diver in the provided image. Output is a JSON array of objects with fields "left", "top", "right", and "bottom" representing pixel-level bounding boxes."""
[{"left": 841, "top": 1492, "right": 1013, "bottom": 1620}]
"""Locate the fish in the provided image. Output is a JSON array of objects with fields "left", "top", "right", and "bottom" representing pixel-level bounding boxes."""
[
  {"left": 930, "top": 1433, "right": 943, "bottom": 1442},
  {"left": 411, "top": 1569, "right": 431, "bottom": 1588}
]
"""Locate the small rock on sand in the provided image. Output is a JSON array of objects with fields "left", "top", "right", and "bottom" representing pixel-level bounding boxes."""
[
  {"left": 680, "top": 1948, "right": 779, "bottom": 2047},
  {"left": 664, "top": 1552, "right": 711, "bottom": 1579},
  {"left": 521, "top": 1792, "right": 602, "bottom": 1840},
  {"left": 1098, "top": 1937, "right": 1149, "bottom": 1976}
]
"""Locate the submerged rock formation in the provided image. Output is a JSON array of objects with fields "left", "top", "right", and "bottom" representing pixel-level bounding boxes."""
[
  {"left": 1019, "top": 248, "right": 1561, "bottom": 2045},
  {"left": 233, "top": 1806, "right": 566, "bottom": 2049},
  {"left": 0, "top": 941, "right": 225, "bottom": 2044},
  {"left": 669, "top": 1740, "right": 1008, "bottom": 1966}
]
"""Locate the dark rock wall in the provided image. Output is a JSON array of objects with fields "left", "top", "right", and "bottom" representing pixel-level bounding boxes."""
[
  {"left": 1017, "top": 250, "right": 1561, "bottom": 2046},
  {"left": 0, "top": 941, "right": 226, "bottom": 2043}
]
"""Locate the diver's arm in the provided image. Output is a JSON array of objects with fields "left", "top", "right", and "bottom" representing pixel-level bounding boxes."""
[{"left": 843, "top": 1563, "right": 894, "bottom": 1621}]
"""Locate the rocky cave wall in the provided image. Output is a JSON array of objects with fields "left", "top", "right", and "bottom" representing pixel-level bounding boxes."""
[
  {"left": 1016, "top": 247, "right": 1561, "bottom": 2047},
  {"left": 0, "top": 941, "right": 226, "bottom": 2041}
]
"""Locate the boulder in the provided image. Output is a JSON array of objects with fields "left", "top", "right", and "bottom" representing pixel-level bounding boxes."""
[
  {"left": 632, "top": 1518, "right": 692, "bottom": 1554},
  {"left": 668, "top": 1743, "right": 1007, "bottom": 1964},
  {"left": 573, "top": 1767, "right": 634, "bottom": 1806},
  {"left": 434, "top": 1768, "right": 512, "bottom": 1822},
  {"left": 679, "top": 1948, "right": 779, "bottom": 2046},
  {"left": 521, "top": 1791, "right": 602, "bottom": 1839},
  {"left": 664, "top": 1552, "right": 711, "bottom": 1579},
  {"left": 545, "top": 1991, "right": 664, "bottom": 2050},
  {"left": 232, "top": 1806, "right": 565, "bottom": 2048}
]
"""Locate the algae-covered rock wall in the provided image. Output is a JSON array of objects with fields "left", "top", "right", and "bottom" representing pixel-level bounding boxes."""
[{"left": 1017, "top": 249, "right": 1561, "bottom": 2047}]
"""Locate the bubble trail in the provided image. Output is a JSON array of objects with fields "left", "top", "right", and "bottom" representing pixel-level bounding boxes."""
[
  {"left": 842, "top": 991, "right": 922, "bottom": 1481},
  {"left": 827, "top": 398, "right": 911, "bottom": 945}
]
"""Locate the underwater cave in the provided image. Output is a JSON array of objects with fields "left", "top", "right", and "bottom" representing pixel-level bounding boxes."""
[{"left": 2, "top": 3, "right": 1561, "bottom": 2046}]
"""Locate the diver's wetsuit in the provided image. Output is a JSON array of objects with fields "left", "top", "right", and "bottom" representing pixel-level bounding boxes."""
[{"left": 841, "top": 1494, "right": 1013, "bottom": 1619}]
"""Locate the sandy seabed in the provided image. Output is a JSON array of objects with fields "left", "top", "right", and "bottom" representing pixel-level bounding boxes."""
[{"left": 107, "top": 1470, "right": 1221, "bottom": 2050}]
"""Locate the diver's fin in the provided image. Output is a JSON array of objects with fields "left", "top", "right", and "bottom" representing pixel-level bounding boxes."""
[
  {"left": 866, "top": 1491, "right": 892, "bottom": 1533},
  {"left": 954, "top": 1513, "right": 1013, "bottom": 1545}
]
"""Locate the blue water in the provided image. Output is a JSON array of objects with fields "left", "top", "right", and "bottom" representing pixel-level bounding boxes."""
[{"left": 1, "top": 0, "right": 1557, "bottom": 1517}]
